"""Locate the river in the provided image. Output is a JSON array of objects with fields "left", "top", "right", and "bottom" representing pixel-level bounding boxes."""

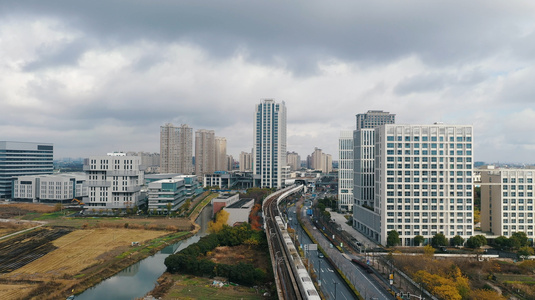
[{"left": 75, "top": 204, "right": 212, "bottom": 300}]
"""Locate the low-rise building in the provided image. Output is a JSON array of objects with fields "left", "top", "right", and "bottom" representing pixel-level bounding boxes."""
[
  {"left": 12, "top": 173, "right": 87, "bottom": 202},
  {"left": 223, "top": 198, "right": 255, "bottom": 226},
  {"left": 212, "top": 193, "right": 240, "bottom": 215}
]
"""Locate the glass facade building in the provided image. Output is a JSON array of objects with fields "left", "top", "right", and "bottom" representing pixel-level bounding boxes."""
[{"left": 0, "top": 141, "right": 53, "bottom": 199}]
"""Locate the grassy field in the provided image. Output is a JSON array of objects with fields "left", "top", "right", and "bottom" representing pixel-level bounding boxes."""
[{"left": 159, "top": 274, "right": 264, "bottom": 300}]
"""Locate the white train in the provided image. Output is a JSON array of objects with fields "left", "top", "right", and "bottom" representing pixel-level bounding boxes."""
[{"left": 274, "top": 213, "right": 321, "bottom": 300}]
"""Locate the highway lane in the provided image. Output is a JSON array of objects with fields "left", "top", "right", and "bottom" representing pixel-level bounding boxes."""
[
  {"left": 294, "top": 197, "right": 394, "bottom": 300},
  {"left": 287, "top": 206, "right": 354, "bottom": 300}
]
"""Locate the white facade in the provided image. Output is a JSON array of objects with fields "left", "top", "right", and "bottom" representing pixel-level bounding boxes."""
[
  {"left": 84, "top": 153, "right": 144, "bottom": 209},
  {"left": 223, "top": 198, "right": 255, "bottom": 226},
  {"left": 160, "top": 123, "right": 193, "bottom": 174},
  {"left": 253, "top": 99, "right": 287, "bottom": 188},
  {"left": 12, "top": 173, "right": 87, "bottom": 202},
  {"left": 338, "top": 131, "right": 354, "bottom": 212},
  {"left": 356, "top": 124, "right": 474, "bottom": 246},
  {"left": 481, "top": 168, "right": 535, "bottom": 238},
  {"left": 195, "top": 129, "right": 216, "bottom": 176}
]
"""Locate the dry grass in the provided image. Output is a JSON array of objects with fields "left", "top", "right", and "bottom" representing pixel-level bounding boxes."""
[
  {"left": 208, "top": 244, "right": 270, "bottom": 272},
  {"left": 3, "top": 203, "right": 56, "bottom": 213},
  {"left": 0, "top": 283, "right": 35, "bottom": 300},
  {"left": 3, "top": 228, "right": 170, "bottom": 281}
]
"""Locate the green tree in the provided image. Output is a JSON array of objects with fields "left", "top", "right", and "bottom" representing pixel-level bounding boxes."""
[
  {"left": 387, "top": 230, "right": 400, "bottom": 247},
  {"left": 451, "top": 235, "right": 464, "bottom": 247},
  {"left": 511, "top": 232, "right": 529, "bottom": 247},
  {"left": 518, "top": 246, "right": 535, "bottom": 258},
  {"left": 166, "top": 202, "right": 172, "bottom": 216},
  {"left": 466, "top": 235, "right": 487, "bottom": 248},
  {"left": 494, "top": 235, "right": 508, "bottom": 250},
  {"left": 414, "top": 235, "right": 425, "bottom": 246},
  {"left": 431, "top": 233, "right": 448, "bottom": 248}
]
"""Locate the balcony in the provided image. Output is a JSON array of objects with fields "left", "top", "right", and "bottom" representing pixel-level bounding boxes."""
[{"left": 87, "top": 181, "right": 111, "bottom": 187}]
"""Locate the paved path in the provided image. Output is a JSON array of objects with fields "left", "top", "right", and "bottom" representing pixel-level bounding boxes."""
[{"left": 0, "top": 219, "right": 46, "bottom": 241}]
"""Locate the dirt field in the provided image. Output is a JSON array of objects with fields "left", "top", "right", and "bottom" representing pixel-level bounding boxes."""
[
  {"left": 0, "top": 228, "right": 176, "bottom": 299},
  {"left": 3, "top": 228, "right": 170, "bottom": 280},
  {"left": 208, "top": 245, "right": 271, "bottom": 273}
]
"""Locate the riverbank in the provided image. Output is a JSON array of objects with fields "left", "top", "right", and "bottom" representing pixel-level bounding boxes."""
[{"left": 0, "top": 227, "right": 194, "bottom": 300}]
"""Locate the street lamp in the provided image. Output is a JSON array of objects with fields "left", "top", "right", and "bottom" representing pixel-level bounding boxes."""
[{"left": 334, "top": 282, "right": 338, "bottom": 300}]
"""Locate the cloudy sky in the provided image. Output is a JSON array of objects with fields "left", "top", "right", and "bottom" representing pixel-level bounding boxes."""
[{"left": 1, "top": 1, "right": 535, "bottom": 163}]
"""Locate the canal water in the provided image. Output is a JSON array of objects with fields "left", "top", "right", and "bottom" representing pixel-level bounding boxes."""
[{"left": 75, "top": 204, "right": 212, "bottom": 300}]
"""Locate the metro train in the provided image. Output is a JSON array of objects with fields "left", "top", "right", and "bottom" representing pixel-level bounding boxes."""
[{"left": 274, "top": 214, "right": 321, "bottom": 300}]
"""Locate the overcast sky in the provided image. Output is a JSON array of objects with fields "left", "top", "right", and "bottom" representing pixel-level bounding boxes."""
[{"left": 1, "top": 1, "right": 535, "bottom": 163}]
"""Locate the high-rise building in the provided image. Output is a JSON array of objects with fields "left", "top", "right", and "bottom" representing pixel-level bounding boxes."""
[
  {"left": 239, "top": 151, "right": 252, "bottom": 172},
  {"left": 287, "top": 151, "right": 301, "bottom": 171},
  {"left": 310, "top": 148, "right": 332, "bottom": 173},
  {"left": 0, "top": 141, "right": 54, "bottom": 199},
  {"left": 253, "top": 99, "right": 287, "bottom": 188},
  {"left": 160, "top": 123, "right": 193, "bottom": 174},
  {"left": 354, "top": 124, "right": 474, "bottom": 246},
  {"left": 356, "top": 110, "right": 396, "bottom": 130},
  {"left": 195, "top": 129, "right": 216, "bottom": 176},
  {"left": 84, "top": 153, "right": 144, "bottom": 209},
  {"left": 338, "top": 131, "right": 354, "bottom": 212},
  {"left": 353, "top": 111, "right": 396, "bottom": 209},
  {"left": 480, "top": 167, "right": 535, "bottom": 239},
  {"left": 215, "top": 137, "right": 228, "bottom": 171}
]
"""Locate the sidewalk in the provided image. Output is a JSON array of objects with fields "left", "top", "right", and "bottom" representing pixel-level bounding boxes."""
[{"left": 328, "top": 209, "right": 379, "bottom": 248}]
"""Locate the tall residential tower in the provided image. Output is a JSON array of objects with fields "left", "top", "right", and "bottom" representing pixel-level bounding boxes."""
[
  {"left": 160, "top": 123, "right": 193, "bottom": 174},
  {"left": 253, "top": 99, "right": 287, "bottom": 188}
]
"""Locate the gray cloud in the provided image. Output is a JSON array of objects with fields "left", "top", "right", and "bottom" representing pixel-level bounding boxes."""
[{"left": 1, "top": 1, "right": 535, "bottom": 163}]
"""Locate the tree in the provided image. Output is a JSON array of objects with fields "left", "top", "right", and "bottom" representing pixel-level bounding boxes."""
[
  {"left": 208, "top": 210, "right": 229, "bottom": 233},
  {"left": 511, "top": 232, "right": 529, "bottom": 248},
  {"left": 414, "top": 235, "right": 425, "bottom": 246},
  {"left": 431, "top": 233, "right": 448, "bottom": 248},
  {"left": 466, "top": 235, "right": 487, "bottom": 248},
  {"left": 166, "top": 203, "right": 172, "bottom": 217},
  {"left": 54, "top": 202, "right": 63, "bottom": 212},
  {"left": 494, "top": 235, "right": 508, "bottom": 250},
  {"left": 451, "top": 235, "right": 464, "bottom": 247},
  {"left": 387, "top": 230, "right": 400, "bottom": 247},
  {"left": 518, "top": 246, "right": 535, "bottom": 259},
  {"left": 423, "top": 245, "right": 435, "bottom": 258}
]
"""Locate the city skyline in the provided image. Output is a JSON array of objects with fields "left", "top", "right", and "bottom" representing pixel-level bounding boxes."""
[{"left": 2, "top": 1, "right": 535, "bottom": 163}]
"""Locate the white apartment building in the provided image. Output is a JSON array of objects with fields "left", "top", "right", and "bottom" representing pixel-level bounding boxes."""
[
  {"left": 84, "top": 153, "right": 144, "bottom": 210},
  {"left": 12, "top": 173, "right": 87, "bottom": 202},
  {"left": 355, "top": 124, "right": 474, "bottom": 246},
  {"left": 253, "top": 99, "right": 287, "bottom": 188},
  {"left": 481, "top": 167, "right": 535, "bottom": 238},
  {"left": 195, "top": 129, "right": 216, "bottom": 176},
  {"left": 160, "top": 123, "right": 193, "bottom": 174},
  {"left": 338, "top": 130, "right": 354, "bottom": 212}
]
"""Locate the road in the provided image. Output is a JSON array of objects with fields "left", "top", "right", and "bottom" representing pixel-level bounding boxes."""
[
  {"left": 287, "top": 206, "right": 353, "bottom": 300},
  {"left": 292, "top": 197, "right": 394, "bottom": 300}
]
